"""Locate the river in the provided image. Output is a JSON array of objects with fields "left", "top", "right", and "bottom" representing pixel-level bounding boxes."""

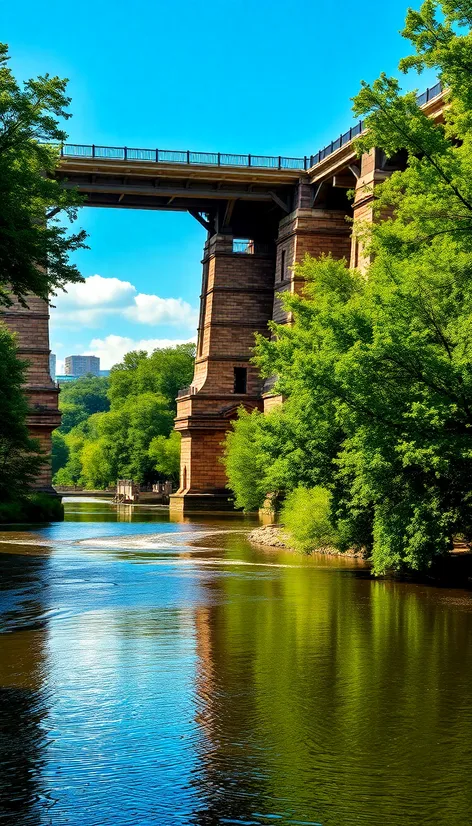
[{"left": 0, "top": 499, "right": 472, "bottom": 826}]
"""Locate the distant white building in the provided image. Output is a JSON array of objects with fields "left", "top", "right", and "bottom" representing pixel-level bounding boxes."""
[
  {"left": 49, "top": 353, "right": 56, "bottom": 381},
  {"left": 64, "top": 355, "right": 100, "bottom": 377}
]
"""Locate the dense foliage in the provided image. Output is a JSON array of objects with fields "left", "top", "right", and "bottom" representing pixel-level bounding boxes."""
[
  {"left": 0, "top": 43, "right": 86, "bottom": 305},
  {"left": 224, "top": 0, "right": 472, "bottom": 574},
  {"left": 0, "top": 492, "right": 64, "bottom": 525},
  {"left": 148, "top": 431, "right": 181, "bottom": 485},
  {"left": 0, "top": 323, "right": 44, "bottom": 501},
  {"left": 280, "top": 487, "right": 338, "bottom": 553},
  {"left": 53, "top": 345, "right": 194, "bottom": 488},
  {"left": 59, "top": 374, "right": 110, "bottom": 434}
]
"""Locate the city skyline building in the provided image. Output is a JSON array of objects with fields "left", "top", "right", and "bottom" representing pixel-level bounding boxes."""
[{"left": 64, "top": 354, "right": 100, "bottom": 377}]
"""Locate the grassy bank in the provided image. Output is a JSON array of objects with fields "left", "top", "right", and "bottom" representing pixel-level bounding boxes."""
[{"left": 0, "top": 493, "right": 64, "bottom": 524}]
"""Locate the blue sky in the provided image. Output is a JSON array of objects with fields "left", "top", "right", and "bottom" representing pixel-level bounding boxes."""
[{"left": 3, "top": 0, "right": 436, "bottom": 370}]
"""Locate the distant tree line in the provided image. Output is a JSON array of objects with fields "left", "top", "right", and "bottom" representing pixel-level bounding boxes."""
[{"left": 53, "top": 344, "right": 194, "bottom": 488}]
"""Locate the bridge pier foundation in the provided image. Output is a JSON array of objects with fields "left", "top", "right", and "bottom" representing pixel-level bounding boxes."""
[{"left": 170, "top": 232, "right": 275, "bottom": 514}]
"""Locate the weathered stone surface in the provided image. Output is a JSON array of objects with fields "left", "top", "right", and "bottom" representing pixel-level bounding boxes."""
[
  {"left": 1, "top": 296, "right": 60, "bottom": 491},
  {"left": 249, "top": 525, "right": 291, "bottom": 548}
]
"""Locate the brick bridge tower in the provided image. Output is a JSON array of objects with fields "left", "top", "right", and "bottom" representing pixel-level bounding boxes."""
[
  {"left": 171, "top": 86, "right": 444, "bottom": 513},
  {"left": 171, "top": 177, "right": 354, "bottom": 513},
  {"left": 172, "top": 232, "right": 276, "bottom": 511},
  {"left": 1, "top": 296, "right": 60, "bottom": 492}
]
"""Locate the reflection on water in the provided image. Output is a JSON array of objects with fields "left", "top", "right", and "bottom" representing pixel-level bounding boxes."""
[{"left": 0, "top": 499, "right": 472, "bottom": 825}]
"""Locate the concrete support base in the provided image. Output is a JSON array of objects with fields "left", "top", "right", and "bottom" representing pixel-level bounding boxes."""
[{"left": 169, "top": 491, "right": 235, "bottom": 515}]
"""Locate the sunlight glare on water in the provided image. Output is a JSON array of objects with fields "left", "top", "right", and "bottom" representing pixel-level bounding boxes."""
[{"left": 0, "top": 499, "right": 472, "bottom": 826}]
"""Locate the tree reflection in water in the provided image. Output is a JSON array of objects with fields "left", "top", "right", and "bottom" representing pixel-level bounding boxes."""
[
  {"left": 1, "top": 509, "right": 472, "bottom": 825},
  {"left": 190, "top": 532, "right": 472, "bottom": 826},
  {"left": 0, "top": 549, "right": 51, "bottom": 826}
]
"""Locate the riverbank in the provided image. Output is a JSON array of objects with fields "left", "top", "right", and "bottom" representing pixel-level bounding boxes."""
[
  {"left": 0, "top": 493, "right": 64, "bottom": 524},
  {"left": 249, "top": 524, "right": 364, "bottom": 558},
  {"left": 250, "top": 525, "right": 472, "bottom": 586}
]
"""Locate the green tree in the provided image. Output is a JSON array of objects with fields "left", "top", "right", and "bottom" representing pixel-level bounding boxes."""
[
  {"left": 149, "top": 431, "right": 181, "bottom": 484},
  {"left": 225, "top": 0, "right": 472, "bottom": 574},
  {"left": 51, "top": 429, "right": 69, "bottom": 476},
  {"left": 55, "top": 427, "right": 87, "bottom": 486},
  {"left": 223, "top": 406, "right": 311, "bottom": 512},
  {"left": 0, "top": 43, "right": 86, "bottom": 305},
  {"left": 108, "top": 344, "right": 195, "bottom": 409},
  {"left": 80, "top": 439, "right": 113, "bottom": 489},
  {"left": 280, "top": 486, "right": 339, "bottom": 553},
  {"left": 56, "top": 374, "right": 110, "bottom": 440},
  {"left": 0, "top": 323, "right": 43, "bottom": 500},
  {"left": 59, "top": 402, "right": 88, "bottom": 434},
  {"left": 136, "top": 343, "right": 197, "bottom": 406},
  {"left": 59, "top": 374, "right": 109, "bottom": 416},
  {"left": 53, "top": 345, "right": 195, "bottom": 488}
]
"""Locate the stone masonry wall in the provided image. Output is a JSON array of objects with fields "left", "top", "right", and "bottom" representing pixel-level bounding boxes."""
[
  {"left": 174, "top": 234, "right": 276, "bottom": 501},
  {"left": 1, "top": 296, "right": 61, "bottom": 491}
]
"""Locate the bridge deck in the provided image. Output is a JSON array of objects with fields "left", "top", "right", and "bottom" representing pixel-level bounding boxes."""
[
  {"left": 56, "top": 154, "right": 305, "bottom": 234},
  {"left": 55, "top": 84, "right": 446, "bottom": 223}
]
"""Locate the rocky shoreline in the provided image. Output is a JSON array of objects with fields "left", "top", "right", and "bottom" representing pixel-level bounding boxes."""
[{"left": 248, "top": 525, "right": 365, "bottom": 558}]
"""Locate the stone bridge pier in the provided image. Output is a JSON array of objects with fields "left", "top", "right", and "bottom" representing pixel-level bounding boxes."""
[
  {"left": 171, "top": 232, "right": 275, "bottom": 512},
  {"left": 1, "top": 296, "right": 61, "bottom": 492},
  {"left": 170, "top": 183, "right": 353, "bottom": 514}
]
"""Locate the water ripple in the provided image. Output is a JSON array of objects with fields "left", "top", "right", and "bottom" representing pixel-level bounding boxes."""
[{"left": 1, "top": 502, "right": 472, "bottom": 825}]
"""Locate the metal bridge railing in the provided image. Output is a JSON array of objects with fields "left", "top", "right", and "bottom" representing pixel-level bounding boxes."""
[
  {"left": 60, "top": 143, "right": 309, "bottom": 171},
  {"left": 308, "top": 82, "right": 443, "bottom": 169},
  {"left": 59, "top": 82, "right": 444, "bottom": 175}
]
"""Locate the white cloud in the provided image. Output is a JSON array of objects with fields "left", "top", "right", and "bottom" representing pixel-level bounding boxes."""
[
  {"left": 55, "top": 275, "right": 136, "bottom": 310},
  {"left": 51, "top": 274, "right": 198, "bottom": 330},
  {"left": 125, "top": 293, "right": 198, "bottom": 327},
  {"left": 85, "top": 334, "right": 197, "bottom": 370},
  {"left": 53, "top": 308, "right": 119, "bottom": 327}
]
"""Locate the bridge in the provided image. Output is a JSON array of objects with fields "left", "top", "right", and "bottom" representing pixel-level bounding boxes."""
[
  {"left": 1, "top": 84, "right": 446, "bottom": 507},
  {"left": 55, "top": 146, "right": 305, "bottom": 240}
]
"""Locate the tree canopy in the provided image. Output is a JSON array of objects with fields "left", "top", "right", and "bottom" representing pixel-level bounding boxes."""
[
  {"left": 58, "top": 374, "right": 110, "bottom": 434},
  {"left": 53, "top": 345, "right": 195, "bottom": 488},
  {"left": 0, "top": 42, "right": 86, "bottom": 306},
  {"left": 224, "top": 0, "right": 472, "bottom": 574}
]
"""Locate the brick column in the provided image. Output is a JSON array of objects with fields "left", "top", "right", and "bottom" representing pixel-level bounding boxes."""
[
  {"left": 350, "top": 148, "right": 390, "bottom": 271},
  {"left": 263, "top": 197, "right": 352, "bottom": 411},
  {"left": 1, "top": 296, "right": 61, "bottom": 492},
  {"left": 170, "top": 233, "right": 275, "bottom": 514}
]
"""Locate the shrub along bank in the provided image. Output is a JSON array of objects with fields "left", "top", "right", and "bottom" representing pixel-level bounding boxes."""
[{"left": 0, "top": 493, "right": 64, "bottom": 525}]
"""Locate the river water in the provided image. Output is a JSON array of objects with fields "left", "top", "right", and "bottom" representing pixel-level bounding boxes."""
[{"left": 1, "top": 499, "right": 472, "bottom": 826}]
